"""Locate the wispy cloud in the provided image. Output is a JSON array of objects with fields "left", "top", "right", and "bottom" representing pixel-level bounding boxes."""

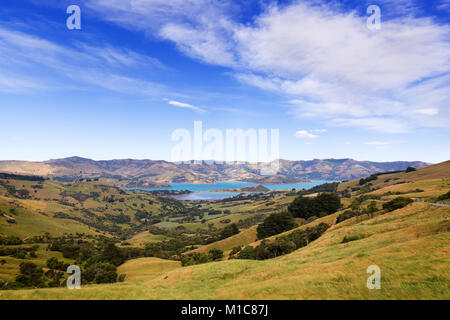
[
  {"left": 0, "top": 25, "right": 170, "bottom": 96},
  {"left": 167, "top": 100, "right": 205, "bottom": 112},
  {"left": 295, "top": 130, "right": 319, "bottom": 139},
  {"left": 82, "top": 0, "right": 450, "bottom": 133}
]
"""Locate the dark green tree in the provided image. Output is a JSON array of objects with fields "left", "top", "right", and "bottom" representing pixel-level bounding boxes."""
[
  {"left": 257, "top": 211, "right": 297, "bottom": 239},
  {"left": 208, "top": 248, "right": 224, "bottom": 261}
]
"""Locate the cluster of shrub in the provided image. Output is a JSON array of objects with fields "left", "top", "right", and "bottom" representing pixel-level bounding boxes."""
[
  {"left": 382, "top": 197, "right": 413, "bottom": 212},
  {"left": 141, "top": 223, "right": 240, "bottom": 257},
  {"left": 53, "top": 210, "right": 139, "bottom": 238},
  {"left": 296, "top": 182, "right": 339, "bottom": 196},
  {"left": 342, "top": 233, "right": 366, "bottom": 243},
  {"left": 180, "top": 248, "right": 224, "bottom": 266},
  {"left": 437, "top": 190, "right": 450, "bottom": 201},
  {"left": 336, "top": 195, "right": 413, "bottom": 224},
  {"left": 1, "top": 261, "right": 61, "bottom": 290},
  {"left": 358, "top": 167, "right": 417, "bottom": 187},
  {"left": 0, "top": 246, "right": 38, "bottom": 259},
  {"left": 336, "top": 210, "right": 361, "bottom": 224},
  {"left": 257, "top": 211, "right": 297, "bottom": 239},
  {"left": 231, "top": 223, "right": 330, "bottom": 261},
  {"left": 0, "top": 180, "right": 31, "bottom": 199},
  {"left": 0, "top": 173, "right": 45, "bottom": 181},
  {"left": 0, "top": 236, "right": 23, "bottom": 245},
  {"left": 288, "top": 193, "right": 341, "bottom": 220},
  {"left": 359, "top": 174, "right": 378, "bottom": 186},
  {"left": 204, "top": 223, "right": 240, "bottom": 244},
  {"left": 48, "top": 240, "right": 128, "bottom": 285}
]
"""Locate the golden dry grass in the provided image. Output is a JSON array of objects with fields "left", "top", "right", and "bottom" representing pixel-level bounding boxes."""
[{"left": 1, "top": 202, "right": 448, "bottom": 300}]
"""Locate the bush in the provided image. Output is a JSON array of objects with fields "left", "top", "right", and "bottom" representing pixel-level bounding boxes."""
[
  {"left": 229, "top": 246, "right": 242, "bottom": 258},
  {"left": 288, "top": 193, "right": 341, "bottom": 219},
  {"left": 208, "top": 248, "right": 224, "bottom": 261},
  {"left": 237, "top": 223, "right": 330, "bottom": 261},
  {"left": 181, "top": 252, "right": 210, "bottom": 266},
  {"left": 382, "top": 197, "right": 413, "bottom": 212},
  {"left": 83, "top": 263, "right": 117, "bottom": 284},
  {"left": 342, "top": 233, "right": 366, "bottom": 243},
  {"left": 257, "top": 211, "right": 297, "bottom": 239},
  {"left": 0, "top": 236, "right": 22, "bottom": 245},
  {"left": 236, "top": 246, "right": 256, "bottom": 260},
  {"left": 100, "top": 242, "right": 125, "bottom": 266},
  {"left": 437, "top": 191, "right": 450, "bottom": 201},
  {"left": 220, "top": 223, "right": 239, "bottom": 240},
  {"left": 46, "top": 257, "right": 68, "bottom": 271},
  {"left": 405, "top": 166, "right": 416, "bottom": 173},
  {"left": 20, "top": 262, "right": 38, "bottom": 275},
  {"left": 336, "top": 210, "right": 360, "bottom": 224},
  {"left": 359, "top": 175, "right": 378, "bottom": 185},
  {"left": 315, "top": 193, "right": 342, "bottom": 216},
  {"left": 15, "top": 262, "right": 45, "bottom": 288}
]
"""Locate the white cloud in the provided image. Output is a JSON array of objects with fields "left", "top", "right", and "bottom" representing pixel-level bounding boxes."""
[
  {"left": 295, "top": 130, "right": 319, "bottom": 139},
  {"left": 69, "top": 1, "right": 450, "bottom": 132},
  {"left": 168, "top": 100, "right": 205, "bottom": 112},
  {"left": 314, "top": 129, "right": 328, "bottom": 133},
  {"left": 0, "top": 25, "right": 170, "bottom": 96},
  {"left": 413, "top": 108, "right": 439, "bottom": 116},
  {"left": 437, "top": 0, "right": 450, "bottom": 11},
  {"left": 0, "top": 72, "right": 45, "bottom": 93}
]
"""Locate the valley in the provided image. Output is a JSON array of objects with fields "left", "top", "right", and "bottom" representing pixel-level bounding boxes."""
[{"left": 0, "top": 160, "right": 448, "bottom": 299}]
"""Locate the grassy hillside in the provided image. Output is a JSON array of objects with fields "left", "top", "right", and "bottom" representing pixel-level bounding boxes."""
[
  {"left": 0, "top": 161, "right": 448, "bottom": 299},
  {"left": 187, "top": 225, "right": 258, "bottom": 255},
  {"left": 338, "top": 161, "right": 450, "bottom": 196},
  {"left": 0, "top": 201, "right": 447, "bottom": 300},
  {"left": 0, "top": 177, "right": 167, "bottom": 238}
]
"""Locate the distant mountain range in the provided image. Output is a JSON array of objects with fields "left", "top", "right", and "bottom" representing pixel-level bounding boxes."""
[{"left": 0, "top": 157, "right": 429, "bottom": 187}]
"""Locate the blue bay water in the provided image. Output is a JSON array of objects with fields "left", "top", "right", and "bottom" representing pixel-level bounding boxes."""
[{"left": 130, "top": 180, "right": 330, "bottom": 201}]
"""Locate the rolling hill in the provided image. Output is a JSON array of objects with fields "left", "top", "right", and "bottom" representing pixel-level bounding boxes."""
[
  {"left": 0, "top": 157, "right": 429, "bottom": 186},
  {"left": 0, "top": 160, "right": 447, "bottom": 299}
]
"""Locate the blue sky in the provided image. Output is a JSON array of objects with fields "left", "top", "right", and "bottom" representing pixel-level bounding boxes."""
[{"left": 0, "top": 0, "right": 449, "bottom": 163}]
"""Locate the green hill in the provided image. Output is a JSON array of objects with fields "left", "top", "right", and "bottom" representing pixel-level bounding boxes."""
[{"left": 0, "top": 161, "right": 448, "bottom": 299}]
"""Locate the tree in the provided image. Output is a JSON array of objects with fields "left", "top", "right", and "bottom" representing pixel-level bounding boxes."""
[
  {"left": 366, "top": 201, "right": 378, "bottom": 216},
  {"left": 315, "top": 193, "right": 341, "bottom": 215},
  {"left": 288, "top": 197, "right": 318, "bottom": 219},
  {"left": 288, "top": 193, "right": 341, "bottom": 219},
  {"left": 20, "top": 262, "right": 37, "bottom": 275},
  {"left": 437, "top": 190, "right": 450, "bottom": 201},
  {"left": 46, "top": 257, "right": 66, "bottom": 271},
  {"left": 100, "top": 242, "right": 125, "bottom": 266},
  {"left": 220, "top": 223, "right": 239, "bottom": 240},
  {"left": 208, "top": 248, "right": 224, "bottom": 261},
  {"left": 383, "top": 197, "right": 413, "bottom": 212},
  {"left": 405, "top": 166, "right": 416, "bottom": 173},
  {"left": 257, "top": 211, "right": 297, "bottom": 239},
  {"left": 83, "top": 262, "right": 117, "bottom": 284}
]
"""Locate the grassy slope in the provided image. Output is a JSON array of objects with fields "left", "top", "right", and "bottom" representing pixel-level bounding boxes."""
[
  {"left": 1, "top": 202, "right": 448, "bottom": 300},
  {"left": 122, "top": 232, "right": 173, "bottom": 247},
  {"left": 0, "top": 179, "right": 168, "bottom": 238},
  {"left": 0, "top": 244, "right": 73, "bottom": 282},
  {"left": 0, "top": 196, "right": 100, "bottom": 238},
  {"left": 338, "top": 161, "right": 450, "bottom": 194},
  {"left": 187, "top": 225, "right": 259, "bottom": 255},
  {"left": 117, "top": 258, "right": 181, "bottom": 282},
  {"left": 0, "top": 161, "right": 448, "bottom": 299}
]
